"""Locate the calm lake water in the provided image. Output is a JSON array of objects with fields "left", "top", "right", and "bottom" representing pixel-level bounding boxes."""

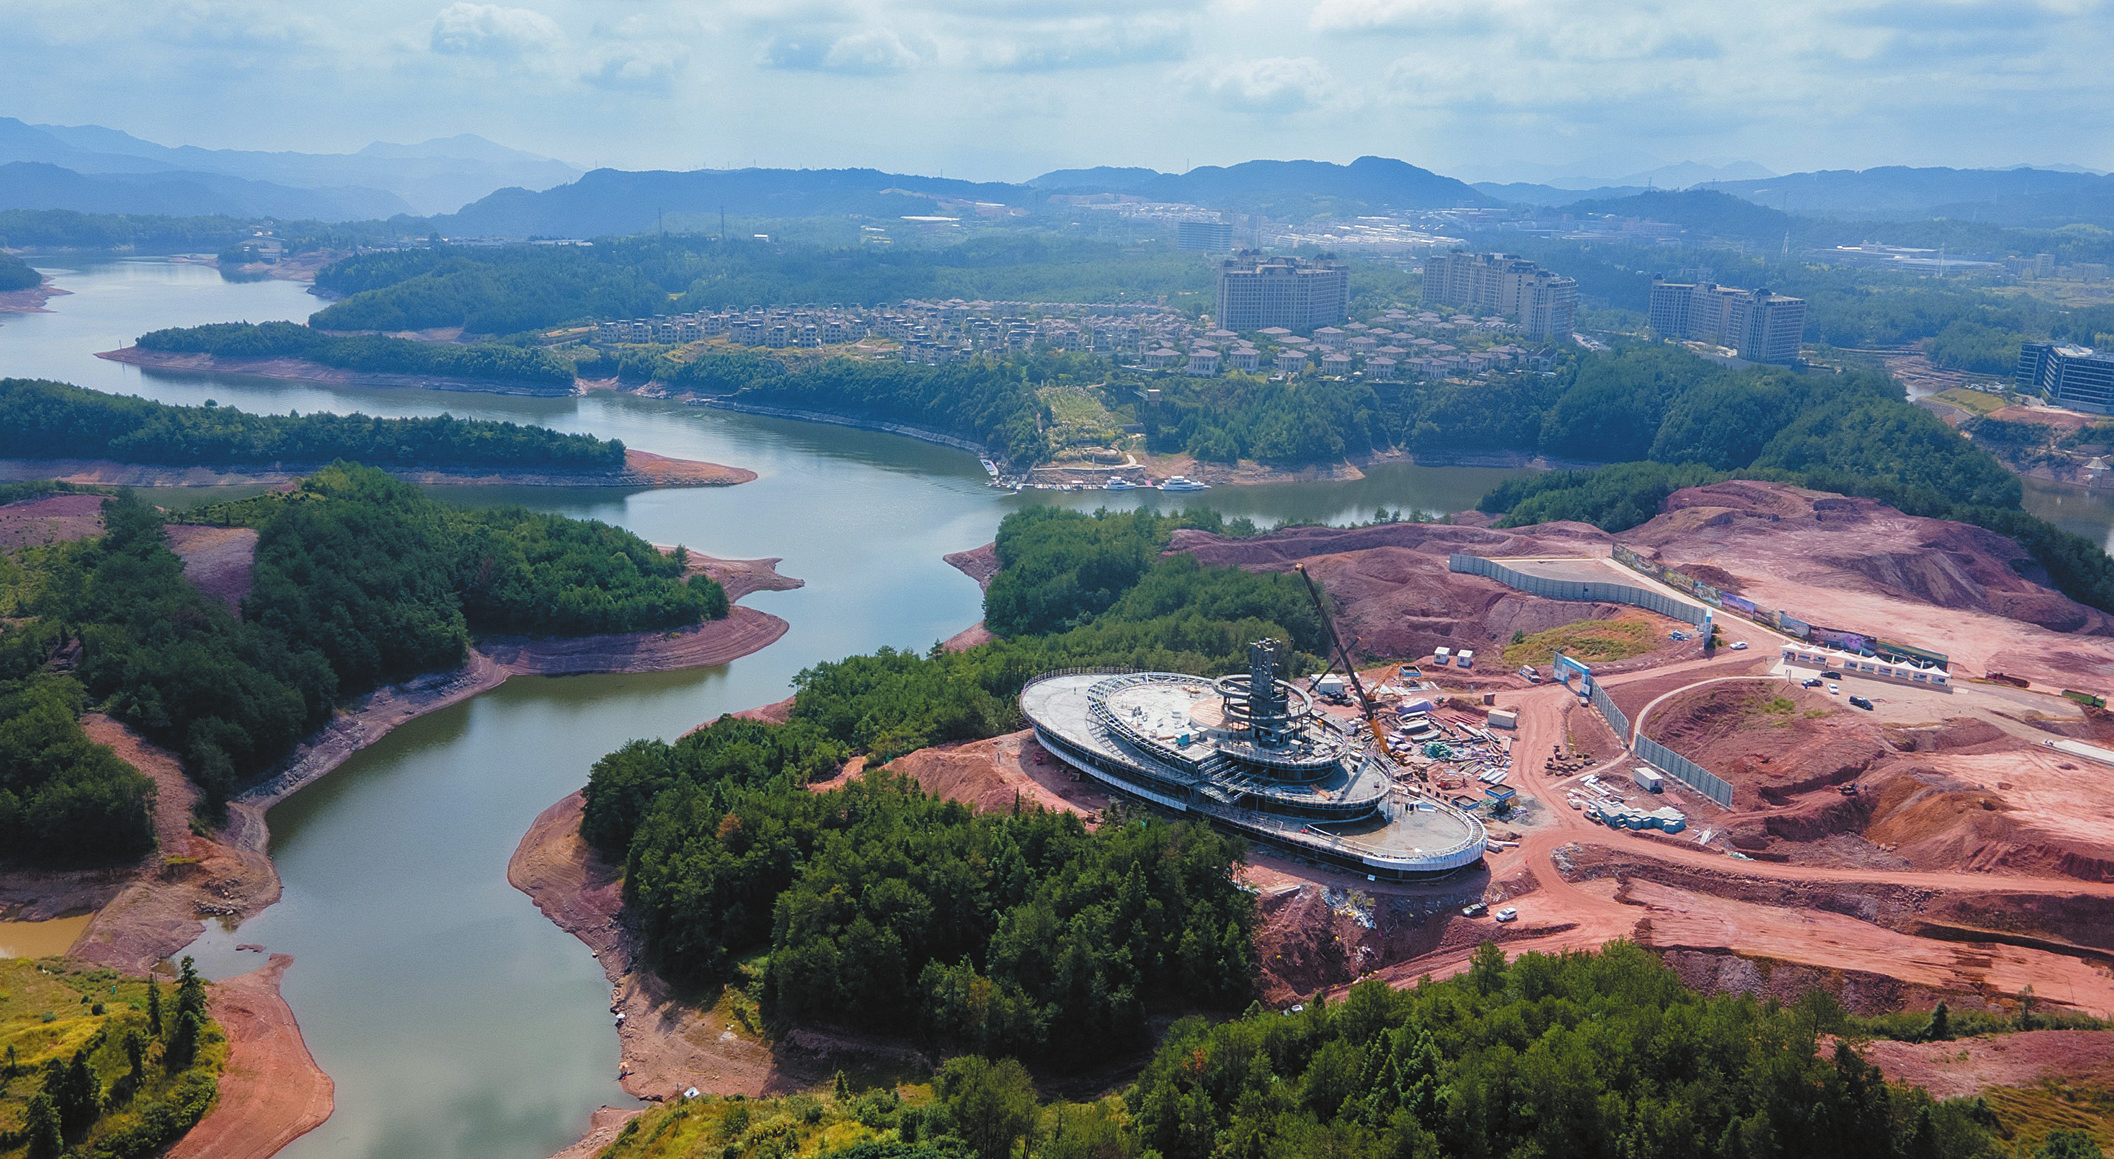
[{"left": 1, "top": 257, "right": 1544, "bottom": 1159}]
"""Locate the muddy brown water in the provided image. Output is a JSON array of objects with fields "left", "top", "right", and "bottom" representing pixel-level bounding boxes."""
[
  {"left": 0, "top": 255, "right": 1853, "bottom": 1159},
  {"left": 0, "top": 912, "right": 94, "bottom": 958}
]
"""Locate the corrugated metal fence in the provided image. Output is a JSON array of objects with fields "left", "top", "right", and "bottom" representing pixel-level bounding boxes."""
[
  {"left": 1447, "top": 554, "right": 1710, "bottom": 627},
  {"left": 1453, "top": 554, "right": 1735, "bottom": 809},
  {"left": 1634, "top": 735, "right": 1736, "bottom": 808},
  {"left": 1586, "top": 678, "right": 1630, "bottom": 739}
]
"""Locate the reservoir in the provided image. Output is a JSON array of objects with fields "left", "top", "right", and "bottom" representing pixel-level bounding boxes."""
[{"left": 1, "top": 257, "right": 1536, "bottom": 1159}]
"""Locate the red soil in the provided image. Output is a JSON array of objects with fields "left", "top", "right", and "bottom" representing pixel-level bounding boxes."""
[
  {"left": 1862, "top": 1029, "right": 2114, "bottom": 1100},
  {"left": 1623, "top": 481, "right": 2114, "bottom": 688},
  {"left": 0, "top": 493, "right": 106, "bottom": 551},
  {"left": 167, "top": 954, "right": 333, "bottom": 1159},
  {"left": 166, "top": 525, "right": 258, "bottom": 615},
  {"left": 1172, "top": 519, "right": 1620, "bottom": 662}
]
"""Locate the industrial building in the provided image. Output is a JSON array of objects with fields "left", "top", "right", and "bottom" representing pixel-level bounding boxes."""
[
  {"left": 1214, "top": 254, "right": 1350, "bottom": 333},
  {"left": 1648, "top": 280, "right": 1807, "bottom": 364},
  {"left": 1421, "top": 252, "right": 1579, "bottom": 341},
  {"left": 2017, "top": 342, "right": 2114, "bottom": 414},
  {"left": 1018, "top": 639, "right": 1486, "bottom": 880}
]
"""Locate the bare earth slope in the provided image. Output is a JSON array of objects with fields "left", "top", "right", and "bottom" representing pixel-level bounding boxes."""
[{"left": 1623, "top": 481, "right": 2114, "bottom": 688}]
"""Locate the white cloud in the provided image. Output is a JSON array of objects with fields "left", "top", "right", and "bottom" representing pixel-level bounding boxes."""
[
  {"left": 969, "top": 16, "right": 1190, "bottom": 71},
  {"left": 430, "top": 3, "right": 561, "bottom": 59},
  {"left": 1309, "top": 0, "right": 1515, "bottom": 34},
  {"left": 762, "top": 26, "right": 924, "bottom": 74},
  {"left": 1178, "top": 56, "right": 1333, "bottom": 114}
]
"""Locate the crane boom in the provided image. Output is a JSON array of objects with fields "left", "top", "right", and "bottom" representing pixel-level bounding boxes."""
[{"left": 1294, "top": 563, "right": 1401, "bottom": 767}]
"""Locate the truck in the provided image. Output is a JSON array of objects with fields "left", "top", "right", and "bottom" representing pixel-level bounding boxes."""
[
  {"left": 1518, "top": 664, "right": 1541, "bottom": 683},
  {"left": 1457, "top": 649, "right": 1475, "bottom": 669},
  {"left": 1631, "top": 767, "right": 1665, "bottom": 793},
  {"left": 1313, "top": 674, "right": 1347, "bottom": 700}
]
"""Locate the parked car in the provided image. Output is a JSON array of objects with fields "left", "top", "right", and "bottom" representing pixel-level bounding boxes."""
[
  {"left": 1827, "top": 683, "right": 1841, "bottom": 695},
  {"left": 1729, "top": 641, "right": 1748, "bottom": 651},
  {"left": 1801, "top": 678, "right": 1823, "bottom": 689},
  {"left": 1461, "top": 901, "right": 1488, "bottom": 917},
  {"left": 1494, "top": 906, "right": 1519, "bottom": 923},
  {"left": 1849, "top": 695, "right": 1874, "bottom": 710}
]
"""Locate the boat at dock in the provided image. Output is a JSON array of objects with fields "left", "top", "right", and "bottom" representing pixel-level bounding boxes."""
[
  {"left": 1157, "top": 475, "right": 1209, "bottom": 492},
  {"left": 1104, "top": 478, "right": 1139, "bottom": 491}
]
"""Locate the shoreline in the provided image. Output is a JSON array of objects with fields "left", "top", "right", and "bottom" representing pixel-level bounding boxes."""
[
  {"left": 96, "top": 346, "right": 581, "bottom": 398},
  {"left": 0, "top": 447, "right": 755, "bottom": 490},
  {"left": 3, "top": 553, "right": 802, "bottom": 1159},
  {"left": 0, "top": 275, "right": 69, "bottom": 315}
]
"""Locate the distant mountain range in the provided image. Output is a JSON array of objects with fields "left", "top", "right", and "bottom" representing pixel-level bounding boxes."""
[
  {"left": 0, "top": 118, "right": 580, "bottom": 218},
  {"left": 4, "top": 115, "right": 2113, "bottom": 237},
  {"left": 437, "top": 155, "right": 1494, "bottom": 237}
]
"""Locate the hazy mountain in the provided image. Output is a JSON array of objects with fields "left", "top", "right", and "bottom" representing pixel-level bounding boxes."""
[
  {"left": 1027, "top": 166, "right": 1165, "bottom": 191},
  {"left": 1130, "top": 157, "right": 1493, "bottom": 213},
  {"left": 437, "top": 167, "right": 1034, "bottom": 237},
  {"left": 1, "top": 119, "right": 580, "bottom": 214},
  {"left": 1450, "top": 155, "right": 1773, "bottom": 190},
  {"left": 1473, "top": 181, "right": 1650, "bottom": 206},
  {"left": 0, "top": 161, "right": 414, "bottom": 220},
  {"left": 1703, "top": 166, "right": 2114, "bottom": 227},
  {"left": 1559, "top": 190, "right": 1799, "bottom": 245}
]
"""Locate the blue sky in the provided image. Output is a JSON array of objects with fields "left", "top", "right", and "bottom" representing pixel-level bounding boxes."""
[{"left": 6, "top": 0, "right": 2108, "bottom": 180}]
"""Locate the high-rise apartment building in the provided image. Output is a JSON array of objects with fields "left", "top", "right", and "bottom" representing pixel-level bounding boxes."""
[
  {"left": 1178, "top": 220, "right": 1235, "bottom": 252},
  {"left": 1421, "top": 252, "right": 1578, "bottom": 340},
  {"left": 1649, "top": 280, "right": 1806, "bottom": 364},
  {"left": 2018, "top": 342, "right": 2114, "bottom": 413},
  {"left": 1215, "top": 254, "right": 1349, "bottom": 332}
]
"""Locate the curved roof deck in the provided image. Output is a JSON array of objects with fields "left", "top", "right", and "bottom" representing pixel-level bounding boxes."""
[{"left": 1021, "top": 672, "right": 1486, "bottom": 878}]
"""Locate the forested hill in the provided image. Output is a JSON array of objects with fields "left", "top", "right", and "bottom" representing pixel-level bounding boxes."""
[
  {"left": 0, "top": 378, "right": 624, "bottom": 470},
  {"left": 131, "top": 321, "right": 575, "bottom": 390},
  {"left": 582, "top": 507, "right": 1317, "bottom": 1060},
  {"left": 0, "top": 466, "right": 727, "bottom": 869}
]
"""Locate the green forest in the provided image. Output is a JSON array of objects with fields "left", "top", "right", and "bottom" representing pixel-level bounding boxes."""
[
  {"left": 0, "top": 209, "right": 399, "bottom": 256},
  {"left": 132, "top": 322, "right": 575, "bottom": 390},
  {"left": 0, "top": 253, "right": 40, "bottom": 292},
  {"left": 307, "top": 235, "right": 1217, "bottom": 335},
  {"left": 0, "top": 378, "right": 624, "bottom": 471},
  {"left": 0, "top": 958, "right": 225, "bottom": 1159},
  {"left": 591, "top": 941, "right": 2091, "bottom": 1159},
  {"left": 0, "top": 466, "right": 725, "bottom": 867},
  {"left": 582, "top": 508, "right": 1321, "bottom": 1054}
]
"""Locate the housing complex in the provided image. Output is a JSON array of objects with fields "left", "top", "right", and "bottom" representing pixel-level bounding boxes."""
[
  {"left": 1213, "top": 253, "right": 1351, "bottom": 332},
  {"left": 1420, "top": 252, "right": 1579, "bottom": 340},
  {"left": 1648, "top": 280, "right": 1807, "bottom": 364}
]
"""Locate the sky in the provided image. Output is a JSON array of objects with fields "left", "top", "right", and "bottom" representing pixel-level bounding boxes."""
[{"left": 5, "top": 0, "right": 2111, "bottom": 182}]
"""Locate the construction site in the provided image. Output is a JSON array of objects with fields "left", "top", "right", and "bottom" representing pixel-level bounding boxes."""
[{"left": 925, "top": 481, "right": 2114, "bottom": 1040}]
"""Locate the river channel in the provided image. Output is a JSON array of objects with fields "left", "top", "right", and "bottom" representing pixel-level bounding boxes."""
[{"left": 1, "top": 256, "right": 1559, "bottom": 1159}]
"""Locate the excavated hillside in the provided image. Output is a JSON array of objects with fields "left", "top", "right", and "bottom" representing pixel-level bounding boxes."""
[
  {"left": 1640, "top": 680, "right": 2114, "bottom": 880},
  {"left": 1621, "top": 481, "right": 2114, "bottom": 689},
  {"left": 1171, "top": 519, "right": 1620, "bottom": 663}
]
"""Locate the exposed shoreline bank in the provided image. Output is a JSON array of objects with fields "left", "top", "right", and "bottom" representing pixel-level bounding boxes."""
[
  {"left": 1, "top": 552, "right": 803, "bottom": 1159},
  {"left": 0, "top": 275, "right": 69, "bottom": 315},
  {"left": 0, "top": 447, "right": 755, "bottom": 489}
]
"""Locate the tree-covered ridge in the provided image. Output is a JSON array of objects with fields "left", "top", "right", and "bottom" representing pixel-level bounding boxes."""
[
  {"left": 581, "top": 508, "right": 1324, "bottom": 1054},
  {"left": 307, "top": 235, "right": 1215, "bottom": 334},
  {"left": 618, "top": 770, "right": 1255, "bottom": 1065},
  {"left": 0, "top": 676, "right": 155, "bottom": 867},
  {"left": 652, "top": 350, "right": 1055, "bottom": 467},
  {"left": 0, "top": 958, "right": 225, "bottom": 1159},
  {"left": 226, "top": 464, "right": 729, "bottom": 694},
  {"left": 1126, "top": 941, "right": 2018, "bottom": 1159},
  {"left": 0, "top": 468, "right": 727, "bottom": 861},
  {"left": 0, "top": 252, "right": 41, "bottom": 292},
  {"left": 590, "top": 940, "right": 2094, "bottom": 1159},
  {"left": 132, "top": 321, "right": 575, "bottom": 389},
  {"left": 0, "top": 378, "right": 624, "bottom": 471}
]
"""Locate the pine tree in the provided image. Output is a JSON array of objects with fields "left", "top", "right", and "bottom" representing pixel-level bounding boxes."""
[
  {"left": 24, "top": 1091, "right": 62, "bottom": 1159},
  {"left": 146, "top": 976, "right": 163, "bottom": 1038}
]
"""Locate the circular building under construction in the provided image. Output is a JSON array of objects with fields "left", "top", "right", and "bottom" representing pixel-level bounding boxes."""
[{"left": 1020, "top": 639, "right": 1486, "bottom": 881}]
